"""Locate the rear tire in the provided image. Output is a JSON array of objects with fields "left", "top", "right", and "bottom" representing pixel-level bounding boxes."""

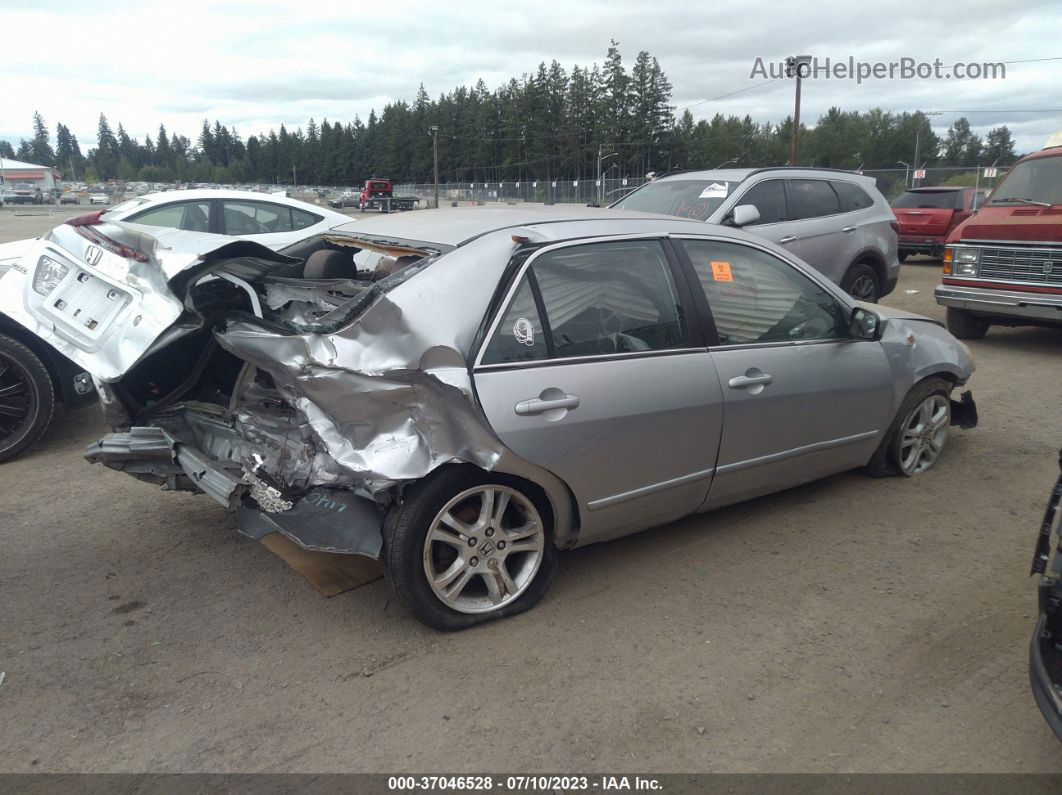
[
  {"left": 866, "top": 377, "right": 952, "bottom": 478},
  {"left": 0, "top": 334, "right": 56, "bottom": 463},
  {"left": 945, "top": 307, "right": 990, "bottom": 340},
  {"left": 842, "top": 262, "right": 881, "bottom": 303},
  {"left": 384, "top": 467, "right": 557, "bottom": 631}
]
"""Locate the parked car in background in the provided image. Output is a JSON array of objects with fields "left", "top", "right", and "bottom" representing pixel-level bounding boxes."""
[
  {"left": 102, "top": 189, "right": 353, "bottom": 250},
  {"left": 0, "top": 239, "right": 96, "bottom": 462},
  {"left": 89, "top": 193, "right": 110, "bottom": 206},
  {"left": 0, "top": 206, "right": 977, "bottom": 628},
  {"left": 611, "top": 167, "right": 899, "bottom": 302},
  {"left": 59, "top": 192, "right": 80, "bottom": 205},
  {"left": 892, "top": 186, "right": 985, "bottom": 261},
  {"left": 7, "top": 183, "right": 44, "bottom": 205},
  {"left": 328, "top": 191, "right": 360, "bottom": 209},
  {"left": 935, "top": 143, "right": 1062, "bottom": 338}
]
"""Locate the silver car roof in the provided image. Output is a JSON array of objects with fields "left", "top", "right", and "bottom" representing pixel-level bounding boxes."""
[{"left": 326, "top": 206, "right": 722, "bottom": 251}]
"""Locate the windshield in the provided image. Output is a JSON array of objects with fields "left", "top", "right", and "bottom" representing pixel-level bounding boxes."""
[
  {"left": 989, "top": 155, "right": 1062, "bottom": 206},
  {"left": 892, "top": 191, "right": 959, "bottom": 209},
  {"left": 612, "top": 179, "right": 741, "bottom": 221}
]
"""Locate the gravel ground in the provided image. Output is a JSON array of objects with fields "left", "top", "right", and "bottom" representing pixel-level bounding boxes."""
[{"left": 0, "top": 207, "right": 1059, "bottom": 772}]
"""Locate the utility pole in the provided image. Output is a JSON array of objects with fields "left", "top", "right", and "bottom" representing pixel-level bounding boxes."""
[
  {"left": 429, "top": 125, "right": 440, "bottom": 209},
  {"left": 786, "top": 55, "right": 812, "bottom": 166},
  {"left": 912, "top": 111, "right": 943, "bottom": 188},
  {"left": 292, "top": 164, "right": 296, "bottom": 191}
]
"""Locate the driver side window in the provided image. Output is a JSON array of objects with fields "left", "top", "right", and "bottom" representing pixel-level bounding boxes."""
[{"left": 681, "top": 239, "right": 846, "bottom": 346}]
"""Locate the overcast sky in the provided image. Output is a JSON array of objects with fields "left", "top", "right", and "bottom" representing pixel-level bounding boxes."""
[{"left": 4, "top": 0, "right": 1062, "bottom": 160}]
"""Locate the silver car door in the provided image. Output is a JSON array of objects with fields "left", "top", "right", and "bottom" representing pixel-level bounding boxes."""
[
  {"left": 473, "top": 238, "right": 724, "bottom": 545},
  {"left": 676, "top": 237, "right": 895, "bottom": 509}
]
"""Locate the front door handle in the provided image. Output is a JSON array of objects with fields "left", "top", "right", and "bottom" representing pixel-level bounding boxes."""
[
  {"left": 728, "top": 372, "right": 773, "bottom": 389},
  {"left": 842, "top": 225, "right": 857, "bottom": 233},
  {"left": 515, "top": 394, "right": 580, "bottom": 416},
  {"left": 779, "top": 235, "right": 798, "bottom": 243}
]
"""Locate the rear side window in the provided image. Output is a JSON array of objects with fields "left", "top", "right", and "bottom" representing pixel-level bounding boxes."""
[
  {"left": 222, "top": 201, "right": 322, "bottom": 235},
  {"left": 480, "top": 277, "right": 550, "bottom": 364},
  {"left": 481, "top": 240, "right": 688, "bottom": 364},
  {"left": 128, "top": 201, "right": 212, "bottom": 232},
  {"left": 734, "top": 179, "right": 786, "bottom": 224},
  {"left": 831, "top": 181, "right": 874, "bottom": 212},
  {"left": 788, "top": 179, "right": 841, "bottom": 219}
]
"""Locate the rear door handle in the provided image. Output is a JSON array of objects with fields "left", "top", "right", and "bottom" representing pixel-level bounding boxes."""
[
  {"left": 728, "top": 373, "right": 773, "bottom": 389},
  {"left": 842, "top": 225, "right": 857, "bottom": 233},
  {"left": 779, "top": 235, "right": 798, "bottom": 243},
  {"left": 515, "top": 394, "right": 580, "bottom": 416}
]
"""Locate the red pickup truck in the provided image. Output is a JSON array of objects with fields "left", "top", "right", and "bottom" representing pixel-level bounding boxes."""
[
  {"left": 892, "top": 186, "right": 985, "bottom": 261},
  {"left": 934, "top": 144, "right": 1062, "bottom": 338}
]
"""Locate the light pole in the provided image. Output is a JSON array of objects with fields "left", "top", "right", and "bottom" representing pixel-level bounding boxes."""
[
  {"left": 596, "top": 147, "right": 619, "bottom": 205},
  {"left": 786, "top": 55, "right": 812, "bottom": 165},
  {"left": 428, "top": 125, "right": 440, "bottom": 209},
  {"left": 897, "top": 160, "right": 911, "bottom": 189}
]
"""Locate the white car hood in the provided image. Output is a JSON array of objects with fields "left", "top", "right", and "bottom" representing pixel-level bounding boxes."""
[{"left": 0, "top": 221, "right": 296, "bottom": 381}]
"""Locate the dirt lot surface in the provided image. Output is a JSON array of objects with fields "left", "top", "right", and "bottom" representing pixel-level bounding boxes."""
[{"left": 1, "top": 206, "right": 1060, "bottom": 772}]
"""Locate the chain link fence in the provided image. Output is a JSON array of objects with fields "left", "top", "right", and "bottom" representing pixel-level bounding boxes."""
[
  {"left": 857, "top": 166, "right": 1010, "bottom": 200},
  {"left": 394, "top": 177, "right": 652, "bottom": 207},
  {"left": 399, "top": 166, "right": 1011, "bottom": 208}
]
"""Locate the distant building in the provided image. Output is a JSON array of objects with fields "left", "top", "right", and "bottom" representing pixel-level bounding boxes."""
[{"left": 0, "top": 158, "right": 63, "bottom": 192}]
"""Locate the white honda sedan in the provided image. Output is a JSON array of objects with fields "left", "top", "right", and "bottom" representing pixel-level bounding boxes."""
[{"left": 100, "top": 189, "right": 353, "bottom": 251}]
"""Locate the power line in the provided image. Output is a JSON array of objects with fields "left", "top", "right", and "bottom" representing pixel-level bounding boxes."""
[{"left": 675, "top": 79, "right": 783, "bottom": 112}]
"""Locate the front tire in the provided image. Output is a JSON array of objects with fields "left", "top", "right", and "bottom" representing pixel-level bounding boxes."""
[
  {"left": 866, "top": 377, "right": 952, "bottom": 477},
  {"left": 945, "top": 307, "right": 990, "bottom": 340},
  {"left": 0, "top": 334, "right": 56, "bottom": 463},
  {"left": 842, "top": 262, "right": 881, "bottom": 303},
  {"left": 384, "top": 467, "right": 557, "bottom": 630}
]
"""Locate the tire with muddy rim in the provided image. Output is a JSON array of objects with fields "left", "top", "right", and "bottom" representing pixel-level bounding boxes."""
[
  {"left": 383, "top": 466, "right": 557, "bottom": 630},
  {"left": 0, "top": 334, "right": 55, "bottom": 463}
]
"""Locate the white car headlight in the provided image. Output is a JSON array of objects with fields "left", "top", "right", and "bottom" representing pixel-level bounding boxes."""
[
  {"left": 32, "top": 255, "right": 70, "bottom": 296},
  {"left": 951, "top": 246, "right": 980, "bottom": 276}
]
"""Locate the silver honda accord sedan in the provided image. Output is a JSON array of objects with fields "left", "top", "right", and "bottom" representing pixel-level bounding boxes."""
[{"left": 0, "top": 206, "right": 977, "bottom": 629}]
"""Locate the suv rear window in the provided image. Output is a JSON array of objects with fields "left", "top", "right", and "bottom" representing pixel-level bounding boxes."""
[{"left": 892, "top": 191, "right": 960, "bottom": 209}]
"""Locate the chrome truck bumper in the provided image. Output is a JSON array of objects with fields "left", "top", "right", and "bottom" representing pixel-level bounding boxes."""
[{"left": 935, "top": 282, "right": 1062, "bottom": 323}]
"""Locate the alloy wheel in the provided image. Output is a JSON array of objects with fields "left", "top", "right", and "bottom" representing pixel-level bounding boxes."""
[
  {"left": 899, "top": 394, "right": 950, "bottom": 475},
  {"left": 422, "top": 485, "right": 545, "bottom": 614}
]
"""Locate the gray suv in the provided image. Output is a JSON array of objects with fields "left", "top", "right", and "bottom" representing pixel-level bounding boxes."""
[{"left": 612, "top": 168, "right": 900, "bottom": 302}]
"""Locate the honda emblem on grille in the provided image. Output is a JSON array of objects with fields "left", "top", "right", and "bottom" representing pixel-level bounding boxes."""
[
  {"left": 84, "top": 245, "right": 103, "bottom": 266},
  {"left": 1045, "top": 261, "right": 1055, "bottom": 275}
]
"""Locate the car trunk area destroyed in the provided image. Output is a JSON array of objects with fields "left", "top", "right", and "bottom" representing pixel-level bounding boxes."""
[{"left": 2, "top": 218, "right": 505, "bottom": 591}]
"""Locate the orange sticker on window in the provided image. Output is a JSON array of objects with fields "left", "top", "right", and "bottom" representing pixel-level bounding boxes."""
[{"left": 710, "top": 261, "right": 733, "bottom": 281}]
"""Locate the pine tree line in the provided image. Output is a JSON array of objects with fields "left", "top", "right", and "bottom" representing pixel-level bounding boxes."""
[{"left": 1, "top": 42, "right": 1019, "bottom": 186}]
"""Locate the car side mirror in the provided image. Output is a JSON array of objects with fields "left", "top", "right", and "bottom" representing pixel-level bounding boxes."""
[
  {"left": 730, "top": 204, "right": 760, "bottom": 227},
  {"left": 849, "top": 307, "right": 882, "bottom": 340}
]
